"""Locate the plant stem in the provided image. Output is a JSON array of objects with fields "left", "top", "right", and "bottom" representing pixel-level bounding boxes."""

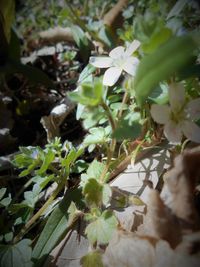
[
  {"left": 117, "top": 90, "right": 129, "bottom": 119},
  {"left": 13, "top": 183, "right": 64, "bottom": 243},
  {"left": 101, "top": 101, "right": 116, "bottom": 132}
]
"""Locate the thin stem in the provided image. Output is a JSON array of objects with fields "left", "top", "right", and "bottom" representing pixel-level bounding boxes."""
[
  {"left": 101, "top": 101, "right": 116, "bottom": 132},
  {"left": 13, "top": 183, "right": 64, "bottom": 243},
  {"left": 117, "top": 90, "right": 129, "bottom": 119}
]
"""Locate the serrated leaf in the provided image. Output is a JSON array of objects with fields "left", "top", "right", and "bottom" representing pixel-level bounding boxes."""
[
  {"left": 32, "top": 188, "right": 84, "bottom": 267},
  {"left": 0, "top": 239, "right": 33, "bottom": 267},
  {"left": 87, "top": 160, "right": 105, "bottom": 181},
  {"left": 134, "top": 35, "right": 197, "bottom": 106},
  {"left": 83, "top": 127, "right": 108, "bottom": 146},
  {"left": 83, "top": 178, "right": 103, "bottom": 207},
  {"left": 85, "top": 210, "right": 118, "bottom": 245},
  {"left": 80, "top": 251, "right": 104, "bottom": 267}
]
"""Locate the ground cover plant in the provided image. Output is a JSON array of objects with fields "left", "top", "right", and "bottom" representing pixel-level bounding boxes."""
[{"left": 0, "top": 0, "right": 200, "bottom": 266}]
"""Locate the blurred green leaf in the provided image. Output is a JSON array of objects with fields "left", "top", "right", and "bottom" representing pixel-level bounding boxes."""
[
  {"left": 0, "top": 188, "right": 6, "bottom": 200},
  {"left": 78, "top": 64, "right": 96, "bottom": 84},
  {"left": 113, "top": 118, "right": 141, "bottom": 141},
  {"left": 0, "top": 239, "right": 33, "bottom": 267},
  {"left": 69, "top": 79, "right": 103, "bottom": 107},
  {"left": 85, "top": 210, "right": 118, "bottom": 245},
  {"left": 37, "top": 150, "right": 55, "bottom": 175},
  {"left": 80, "top": 160, "right": 107, "bottom": 188},
  {"left": 148, "top": 83, "right": 169, "bottom": 104},
  {"left": 134, "top": 35, "right": 197, "bottom": 106},
  {"left": 83, "top": 127, "right": 109, "bottom": 147},
  {"left": 0, "top": 59, "right": 53, "bottom": 87},
  {"left": 167, "top": 0, "right": 188, "bottom": 20},
  {"left": 142, "top": 27, "right": 172, "bottom": 54},
  {"left": 0, "top": 0, "right": 15, "bottom": 42},
  {"left": 102, "top": 184, "right": 112, "bottom": 206},
  {"left": 81, "top": 251, "right": 104, "bottom": 267},
  {"left": 32, "top": 188, "right": 83, "bottom": 267},
  {"left": 83, "top": 178, "right": 103, "bottom": 207},
  {"left": 71, "top": 25, "right": 91, "bottom": 63}
]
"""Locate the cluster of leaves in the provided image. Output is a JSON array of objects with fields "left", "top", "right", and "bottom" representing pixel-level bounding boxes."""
[{"left": 1, "top": 0, "right": 200, "bottom": 267}]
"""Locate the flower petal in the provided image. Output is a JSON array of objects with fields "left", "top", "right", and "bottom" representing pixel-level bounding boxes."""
[
  {"left": 103, "top": 67, "right": 122, "bottom": 86},
  {"left": 151, "top": 104, "right": 170, "bottom": 124},
  {"left": 164, "top": 121, "right": 182, "bottom": 144},
  {"left": 169, "top": 82, "right": 185, "bottom": 111},
  {"left": 182, "top": 120, "right": 200, "bottom": 143},
  {"left": 109, "top": 46, "right": 125, "bottom": 59},
  {"left": 89, "top": 56, "right": 113, "bottom": 68},
  {"left": 122, "top": 57, "right": 140, "bottom": 76},
  {"left": 186, "top": 98, "right": 200, "bottom": 120},
  {"left": 125, "top": 40, "right": 141, "bottom": 56}
]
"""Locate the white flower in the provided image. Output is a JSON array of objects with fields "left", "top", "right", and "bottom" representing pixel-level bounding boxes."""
[
  {"left": 151, "top": 83, "right": 200, "bottom": 144},
  {"left": 89, "top": 40, "right": 140, "bottom": 86}
]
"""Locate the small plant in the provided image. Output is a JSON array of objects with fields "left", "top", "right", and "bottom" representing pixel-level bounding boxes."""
[{"left": 1, "top": 0, "right": 200, "bottom": 267}]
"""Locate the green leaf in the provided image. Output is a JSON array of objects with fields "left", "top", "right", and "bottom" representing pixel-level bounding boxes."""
[
  {"left": 85, "top": 210, "right": 118, "bottom": 245},
  {"left": 71, "top": 25, "right": 91, "bottom": 63},
  {"left": 0, "top": 196, "right": 11, "bottom": 208},
  {"left": 102, "top": 184, "right": 112, "bottom": 206},
  {"left": 8, "top": 29, "right": 21, "bottom": 61},
  {"left": 167, "top": 0, "right": 188, "bottom": 20},
  {"left": 32, "top": 175, "right": 55, "bottom": 190},
  {"left": 113, "top": 118, "right": 141, "bottom": 141},
  {"left": 98, "top": 25, "right": 116, "bottom": 48},
  {"left": 78, "top": 64, "right": 96, "bottom": 84},
  {"left": 0, "top": 0, "right": 15, "bottom": 42},
  {"left": 37, "top": 150, "right": 55, "bottom": 175},
  {"left": 80, "top": 160, "right": 107, "bottom": 188},
  {"left": 83, "top": 178, "right": 103, "bottom": 207},
  {"left": 32, "top": 188, "right": 84, "bottom": 267},
  {"left": 86, "top": 160, "right": 105, "bottom": 181},
  {"left": 1, "top": 59, "right": 53, "bottom": 87},
  {"left": 148, "top": 83, "right": 169, "bottom": 105},
  {"left": 69, "top": 78, "right": 103, "bottom": 107},
  {"left": 134, "top": 35, "right": 197, "bottom": 106},
  {"left": 142, "top": 27, "right": 172, "bottom": 54},
  {"left": 0, "top": 188, "right": 6, "bottom": 200},
  {"left": 0, "top": 239, "right": 33, "bottom": 267},
  {"left": 83, "top": 127, "right": 109, "bottom": 146},
  {"left": 81, "top": 251, "right": 104, "bottom": 267}
]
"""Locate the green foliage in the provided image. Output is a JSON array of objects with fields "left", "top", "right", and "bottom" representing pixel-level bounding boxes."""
[
  {"left": 0, "top": 0, "right": 15, "bottom": 42},
  {"left": 32, "top": 189, "right": 83, "bottom": 267},
  {"left": 0, "top": 239, "right": 33, "bottom": 267},
  {"left": 81, "top": 251, "right": 104, "bottom": 267},
  {"left": 113, "top": 116, "right": 141, "bottom": 141},
  {"left": 2, "top": 2, "right": 200, "bottom": 266},
  {"left": 85, "top": 210, "right": 118, "bottom": 245},
  {"left": 71, "top": 25, "right": 92, "bottom": 63},
  {"left": 69, "top": 78, "right": 104, "bottom": 106},
  {"left": 0, "top": 188, "right": 11, "bottom": 208},
  {"left": 134, "top": 12, "right": 172, "bottom": 53},
  {"left": 134, "top": 34, "right": 197, "bottom": 106}
]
